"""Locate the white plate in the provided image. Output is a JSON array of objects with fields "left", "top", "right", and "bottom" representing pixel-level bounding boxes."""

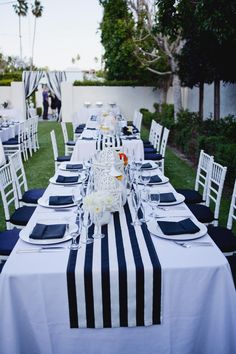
[
  {"left": 59, "top": 162, "right": 85, "bottom": 172},
  {"left": 37, "top": 196, "right": 76, "bottom": 208},
  {"left": 150, "top": 191, "right": 185, "bottom": 206},
  {"left": 49, "top": 175, "right": 81, "bottom": 185},
  {"left": 147, "top": 217, "right": 207, "bottom": 241},
  {"left": 140, "top": 161, "right": 160, "bottom": 171},
  {"left": 19, "top": 222, "right": 78, "bottom": 245},
  {"left": 146, "top": 175, "right": 169, "bottom": 185}
]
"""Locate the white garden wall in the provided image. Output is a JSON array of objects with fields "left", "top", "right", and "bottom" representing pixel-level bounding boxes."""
[{"left": 0, "top": 82, "right": 26, "bottom": 120}]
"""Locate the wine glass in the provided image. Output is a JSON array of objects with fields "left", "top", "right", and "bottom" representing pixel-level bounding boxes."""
[
  {"left": 72, "top": 189, "right": 82, "bottom": 215},
  {"left": 139, "top": 188, "right": 150, "bottom": 223},
  {"left": 135, "top": 158, "right": 143, "bottom": 172},
  {"left": 69, "top": 214, "right": 82, "bottom": 250},
  {"left": 92, "top": 207, "right": 105, "bottom": 239},
  {"left": 140, "top": 170, "right": 151, "bottom": 188},
  {"left": 127, "top": 166, "right": 135, "bottom": 196},
  {"left": 148, "top": 192, "right": 160, "bottom": 218},
  {"left": 131, "top": 190, "right": 142, "bottom": 226},
  {"left": 81, "top": 211, "right": 93, "bottom": 244}
]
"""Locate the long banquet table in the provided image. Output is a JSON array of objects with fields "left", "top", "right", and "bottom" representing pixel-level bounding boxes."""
[{"left": 0, "top": 163, "right": 236, "bottom": 354}]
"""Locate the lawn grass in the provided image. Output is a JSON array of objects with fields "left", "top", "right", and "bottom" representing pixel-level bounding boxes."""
[{"left": 0, "top": 121, "right": 232, "bottom": 231}]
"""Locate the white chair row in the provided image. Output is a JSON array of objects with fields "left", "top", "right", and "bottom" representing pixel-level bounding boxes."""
[
  {"left": 2, "top": 116, "right": 40, "bottom": 162},
  {"left": 0, "top": 151, "right": 45, "bottom": 231},
  {"left": 133, "top": 110, "right": 143, "bottom": 131}
]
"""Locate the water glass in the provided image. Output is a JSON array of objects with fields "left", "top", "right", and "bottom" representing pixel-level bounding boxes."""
[
  {"left": 131, "top": 190, "right": 142, "bottom": 226},
  {"left": 92, "top": 208, "right": 105, "bottom": 239},
  {"left": 69, "top": 212, "right": 82, "bottom": 250},
  {"left": 140, "top": 170, "right": 151, "bottom": 187},
  {"left": 149, "top": 192, "right": 160, "bottom": 218},
  {"left": 139, "top": 189, "right": 150, "bottom": 223},
  {"left": 81, "top": 211, "right": 93, "bottom": 244}
]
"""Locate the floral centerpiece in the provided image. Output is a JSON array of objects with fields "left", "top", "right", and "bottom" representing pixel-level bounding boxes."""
[{"left": 83, "top": 191, "right": 117, "bottom": 224}]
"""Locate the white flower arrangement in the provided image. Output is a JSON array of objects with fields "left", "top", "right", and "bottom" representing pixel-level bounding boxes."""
[{"left": 83, "top": 191, "right": 116, "bottom": 214}]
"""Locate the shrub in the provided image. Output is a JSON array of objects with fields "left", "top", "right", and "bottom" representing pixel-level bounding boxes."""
[{"left": 73, "top": 80, "right": 154, "bottom": 87}]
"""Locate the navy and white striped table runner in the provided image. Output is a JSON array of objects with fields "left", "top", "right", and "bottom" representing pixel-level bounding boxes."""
[{"left": 67, "top": 200, "right": 162, "bottom": 328}]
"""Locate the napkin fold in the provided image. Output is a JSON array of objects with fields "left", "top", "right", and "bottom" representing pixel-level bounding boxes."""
[
  {"left": 82, "top": 137, "right": 94, "bottom": 140},
  {"left": 124, "top": 136, "right": 137, "bottom": 140},
  {"left": 151, "top": 192, "right": 176, "bottom": 203},
  {"left": 149, "top": 175, "right": 162, "bottom": 183},
  {"left": 56, "top": 175, "right": 78, "bottom": 183},
  {"left": 49, "top": 195, "right": 73, "bottom": 206},
  {"left": 157, "top": 218, "right": 200, "bottom": 235},
  {"left": 86, "top": 127, "right": 96, "bottom": 130},
  {"left": 29, "top": 223, "right": 67, "bottom": 239},
  {"left": 141, "top": 163, "right": 152, "bottom": 169},
  {"left": 66, "top": 164, "right": 83, "bottom": 170},
  {"left": 122, "top": 126, "right": 132, "bottom": 136}
]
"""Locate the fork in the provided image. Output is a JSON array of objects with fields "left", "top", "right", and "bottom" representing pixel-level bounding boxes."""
[{"left": 174, "top": 241, "right": 213, "bottom": 248}]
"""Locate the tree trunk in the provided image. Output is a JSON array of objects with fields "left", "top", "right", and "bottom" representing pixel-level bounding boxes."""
[
  {"left": 214, "top": 79, "right": 220, "bottom": 121},
  {"left": 30, "top": 18, "right": 37, "bottom": 71},
  {"left": 19, "top": 16, "right": 22, "bottom": 60},
  {"left": 199, "top": 81, "right": 204, "bottom": 121},
  {"left": 172, "top": 74, "right": 182, "bottom": 122}
]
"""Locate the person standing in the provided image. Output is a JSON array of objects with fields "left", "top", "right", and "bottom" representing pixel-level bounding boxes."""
[{"left": 42, "top": 86, "right": 49, "bottom": 120}]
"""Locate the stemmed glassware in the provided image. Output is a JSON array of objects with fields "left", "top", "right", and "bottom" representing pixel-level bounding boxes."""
[
  {"left": 148, "top": 191, "right": 160, "bottom": 218},
  {"left": 140, "top": 170, "right": 151, "bottom": 188},
  {"left": 69, "top": 210, "right": 83, "bottom": 250},
  {"left": 92, "top": 207, "right": 106, "bottom": 239},
  {"left": 139, "top": 188, "right": 150, "bottom": 223},
  {"left": 131, "top": 189, "right": 142, "bottom": 226},
  {"left": 81, "top": 210, "right": 93, "bottom": 244}
]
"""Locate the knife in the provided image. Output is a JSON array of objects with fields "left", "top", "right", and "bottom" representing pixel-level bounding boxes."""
[{"left": 17, "top": 246, "right": 66, "bottom": 253}]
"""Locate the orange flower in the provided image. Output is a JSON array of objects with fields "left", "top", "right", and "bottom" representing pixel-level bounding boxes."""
[{"left": 119, "top": 152, "right": 128, "bottom": 166}]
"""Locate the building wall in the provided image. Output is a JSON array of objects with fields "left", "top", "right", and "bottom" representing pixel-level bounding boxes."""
[{"left": 0, "top": 82, "right": 26, "bottom": 120}]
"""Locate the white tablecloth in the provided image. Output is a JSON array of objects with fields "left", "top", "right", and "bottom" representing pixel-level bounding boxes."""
[
  {"left": 0, "top": 169, "right": 236, "bottom": 354},
  {"left": 0, "top": 123, "right": 18, "bottom": 142},
  {"left": 0, "top": 108, "right": 22, "bottom": 121}
]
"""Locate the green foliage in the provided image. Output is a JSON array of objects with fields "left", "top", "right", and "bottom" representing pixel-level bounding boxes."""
[
  {"left": 73, "top": 80, "right": 155, "bottom": 87},
  {"left": 0, "top": 72, "right": 22, "bottom": 82},
  {"left": 99, "top": 0, "right": 154, "bottom": 81}
]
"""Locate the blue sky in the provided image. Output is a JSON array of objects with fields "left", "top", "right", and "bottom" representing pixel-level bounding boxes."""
[{"left": 0, "top": 0, "right": 103, "bottom": 70}]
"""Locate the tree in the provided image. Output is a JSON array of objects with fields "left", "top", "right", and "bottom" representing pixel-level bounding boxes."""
[
  {"left": 13, "top": 0, "right": 28, "bottom": 60},
  {"left": 31, "top": 0, "right": 43, "bottom": 71},
  {"left": 128, "top": 0, "right": 185, "bottom": 120},
  {"left": 99, "top": 0, "right": 147, "bottom": 81},
  {"left": 71, "top": 54, "right": 80, "bottom": 65}
]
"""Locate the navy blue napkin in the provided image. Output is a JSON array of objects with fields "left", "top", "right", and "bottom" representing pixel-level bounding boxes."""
[
  {"left": 82, "top": 137, "right": 94, "bottom": 140},
  {"left": 49, "top": 195, "right": 73, "bottom": 205},
  {"left": 86, "top": 127, "right": 96, "bottom": 130},
  {"left": 141, "top": 163, "right": 152, "bottom": 169},
  {"left": 66, "top": 164, "right": 83, "bottom": 170},
  {"left": 122, "top": 126, "right": 132, "bottom": 136},
  {"left": 151, "top": 192, "right": 176, "bottom": 203},
  {"left": 56, "top": 175, "right": 78, "bottom": 183},
  {"left": 124, "top": 136, "right": 137, "bottom": 140},
  {"left": 149, "top": 175, "right": 162, "bottom": 183},
  {"left": 158, "top": 218, "right": 200, "bottom": 235},
  {"left": 30, "top": 223, "right": 66, "bottom": 239}
]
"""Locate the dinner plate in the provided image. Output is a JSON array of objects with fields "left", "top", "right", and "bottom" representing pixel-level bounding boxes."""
[
  {"left": 150, "top": 191, "right": 185, "bottom": 206},
  {"left": 19, "top": 222, "right": 78, "bottom": 245},
  {"left": 140, "top": 161, "right": 160, "bottom": 171},
  {"left": 147, "top": 175, "right": 169, "bottom": 185},
  {"left": 147, "top": 217, "right": 207, "bottom": 241},
  {"left": 59, "top": 162, "right": 85, "bottom": 172},
  {"left": 49, "top": 175, "right": 81, "bottom": 185},
  {"left": 37, "top": 196, "right": 76, "bottom": 208}
]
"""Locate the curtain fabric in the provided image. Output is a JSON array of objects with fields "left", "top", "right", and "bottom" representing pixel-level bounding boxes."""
[
  {"left": 22, "top": 71, "right": 44, "bottom": 99},
  {"left": 45, "top": 71, "right": 67, "bottom": 121}
]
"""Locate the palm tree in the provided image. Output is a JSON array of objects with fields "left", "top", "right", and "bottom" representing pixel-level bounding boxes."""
[
  {"left": 31, "top": 0, "right": 43, "bottom": 70},
  {"left": 13, "top": 0, "right": 28, "bottom": 60}
]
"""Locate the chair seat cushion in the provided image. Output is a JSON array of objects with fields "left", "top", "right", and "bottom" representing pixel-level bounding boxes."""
[
  {"left": 21, "top": 188, "right": 45, "bottom": 204},
  {"left": 208, "top": 225, "right": 236, "bottom": 253},
  {"left": 66, "top": 140, "right": 76, "bottom": 146},
  {"left": 176, "top": 189, "right": 203, "bottom": 204},
  {"left": 226, "top": 255, "right": 236, "bottom": 288},
  {"left": 144, "top": 146, "right": 157, "bottom": 153},
  {"left": 144, "top": 153, "right": 162, "bottom": 161},
  {"left": 57, "top": 155, "right": 71, "bottom": 162},
  {"left": 2, "top": 139, "right": 19, "bottom": 145},
  {"left": 78, "top": 124, "right": 86, "bottom": 129},
  {"left": 10, "top": 206, "right": 36, "bottom": 226},
  {"left": 0, "top": 228, "right": 19, "bottom": 256},
  {"left": 187, "top": 204, "right": 214, "bottom": 223}
]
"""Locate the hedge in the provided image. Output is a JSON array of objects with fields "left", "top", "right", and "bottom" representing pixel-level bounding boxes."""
[{"left": 73, "top": 80, "right": 156, "bottom": 87}]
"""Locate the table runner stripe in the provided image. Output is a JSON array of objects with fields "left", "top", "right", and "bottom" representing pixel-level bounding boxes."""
[
  {"left": 67, "top": 200, "right": 162, "bottom": 328},
  {"left": 84, "top": 224, "right": 95, "bottom": 328},
  {"left": 101, "top": 224, "right": 112, "bottom": 327},
  {"left": 66, "top": 249, "right": 79, "bottom": 328}
]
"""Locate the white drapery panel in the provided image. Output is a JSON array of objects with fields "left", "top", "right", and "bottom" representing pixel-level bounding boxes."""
[
  {"left": 22, "top": 71, "right": 44, "bottom": 99},
  {"left": 44, "top": 71, "right": 67, "bottom": 101}
]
